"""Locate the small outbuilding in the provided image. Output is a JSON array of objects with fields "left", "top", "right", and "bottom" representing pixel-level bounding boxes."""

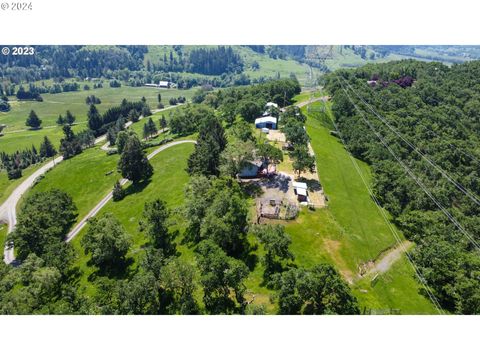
[
  {"left": 292, "top": 181, "right": 308, "bottom": 202},
  {"left": 265, "top": 102, "right": 279, "bottom": 108},
  {"left": 263, "top": 102, "right": 279, "bottom": 116},
  {"left": 255, "top": 116, "right": 277, "bottom": 130}
]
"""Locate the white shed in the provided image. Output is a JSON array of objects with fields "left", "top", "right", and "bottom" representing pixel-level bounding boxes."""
[
  {"left": 265, "top": 102, "right": 279, "bottom": 108},
  {"left": 292, "top": 181, "right": 308, "bottom": 202}
]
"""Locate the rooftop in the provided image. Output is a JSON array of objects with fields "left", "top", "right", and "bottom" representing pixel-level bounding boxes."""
[{"left": 255, "top": 116, "right": 277, "bottom": 125}]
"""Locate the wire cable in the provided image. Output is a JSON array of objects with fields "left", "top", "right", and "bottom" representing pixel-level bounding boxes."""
[
  {"left": 327, "top": 97, "right": 444, "bottom": 314},
  {"left": 340, "top": 77, "right": 480, "bottom": 207},
  {"left": 337, "top": 78, "right": 480, "bottom": 252}
]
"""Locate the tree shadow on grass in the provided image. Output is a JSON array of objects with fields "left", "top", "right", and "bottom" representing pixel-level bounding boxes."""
[
  {"left": 297, "top": 177, "right": 322, "bottom": 192},
  {"left": 241, "top": 181, "right": 264, "bottom": 198},
  {"left": 240, "top": 241, "right": 259, "bottom": 271},
  {"left": 87, "top": 256, "right": 134, "bottom": 282},
  {"left": 123, "top": 178, "right": 152, "bottom": 198},
  {"left": 65, "top": 266, "right": 83, "bottom": 285}
]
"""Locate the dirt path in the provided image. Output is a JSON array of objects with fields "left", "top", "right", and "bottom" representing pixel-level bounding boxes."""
[
  {"left": 294, "top": 96, "right": 329, "bottom": 109},
  {"left": 360, "top": 241, "right": 413, "bottom": 279}
]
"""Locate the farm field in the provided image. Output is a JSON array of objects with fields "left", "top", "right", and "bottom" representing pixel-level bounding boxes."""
[
  {"left": 0, "top": 85, "right": 197, "bottom": 153},
  {"left": 288, "top": 97, "right": 437, "bottom": 314}
]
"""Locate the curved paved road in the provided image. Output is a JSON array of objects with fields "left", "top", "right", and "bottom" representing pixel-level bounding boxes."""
[
  {"left": 1, "top": 139, "right": 195, "bottom": 263},
  {"left": 1, "top": 98, "right": 320, "bottom": 264},
  {"left": 0, "top": 104, "right": 185, "bottom": 264},
  {"left": 0, "top": 123, "right": 131, "bottom": 264},
  {"left": 65, "top": 140, "right": 196, "bottom": 242}
]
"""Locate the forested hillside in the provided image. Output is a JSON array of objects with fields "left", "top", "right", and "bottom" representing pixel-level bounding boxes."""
[
  {"left": 0, "top": 45, "right": 301, "bottom": 88},
  {"left": 325, "top": 60, "right": 480, "bottom": 314}
]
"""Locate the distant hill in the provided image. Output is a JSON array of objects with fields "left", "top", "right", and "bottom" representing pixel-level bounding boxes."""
[{"left": 3, "top": 45, "right": 480, "bottom": 88}]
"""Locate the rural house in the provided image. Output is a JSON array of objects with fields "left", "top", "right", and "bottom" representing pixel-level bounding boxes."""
[
  {"left": 239, "top": 159, "right": 277, "bottom": 178},
  {"left": 239, "top": 160, "right": 264, "bottom": 178}
]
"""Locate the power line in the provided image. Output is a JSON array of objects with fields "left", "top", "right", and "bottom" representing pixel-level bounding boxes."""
[
  {"left": 337, "top": 78, "right": 480, "bottom": 252},
  {"left": 340, "top": 76, "right": 480, "bottom": 207},
  {"left": 416, "top": 123, "right": 480, "bottom": 164},
  {"left": 327, "top": 100, "right": 444, "bottom": 314}
]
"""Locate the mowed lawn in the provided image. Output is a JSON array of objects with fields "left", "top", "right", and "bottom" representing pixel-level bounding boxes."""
[
  {"left": 285, "top": 99, "right": 437, "bottom": 314},
  {"left": 70, "top": 142, "right": 195, "bottom": 293},
  {"left": 0, "top": 223, "right": 6, "bottom": 249},
  {"left": 129, "top": 105, "right": 182, "bottom": 139},
  {"left": 27, "top": 146, "right": 121, "bottom": 222},
  {"left": 0, "top": 86, "right": 196, "bottom": 153},
  {"left": 308, "top": 114, "right": 396, "bottom": 269},
  {"left": 0, "top": 161, "right": 49, "bottom": 204}
]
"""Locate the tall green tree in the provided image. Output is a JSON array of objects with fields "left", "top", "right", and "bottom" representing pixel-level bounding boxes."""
[
  {"left": 183, "top": 175, "right": 212, "bottom": 243},
  {"left": 200, "top": 178, "right": 248, "bottom": 256},
  {"left": 39, "top": 136, "right": 57, "bottom": 158},
  {"left": 160, "top": 258, "right": 199, "bottom": 314},
  {"left": 128, "top": 109, "right": 140, "bottom": 123},
  {"left": 65, "top": 110, "right": 75, "bottom": 125},
  {"left": 187, "top": 116, "right": 227, "bottom": 176},
  {"left": 115, "top": 130, "right": 131, "bottom": 154},
  {"left": 139, "top": 199, "right": 174, "bottom": 255},
  {"left": 253, "top": 224, "right": 294, "bottom": 281},
  {"left": 142, "top": 123, "right": 150, "bottom": 140},
  {"left": 147, "top": 117, "right": 157, "bottom": 136},
  {"left": 87, "top": 104, "right": 102, "bottom": 132},
  {"left": 196, "top": 240, "right": 249, "bottom": 314},
  {"left": 8, "top": 190, "right": 77, "bottom": 266},
  {"left": 291, "top": 146, "right": 316, "bottom": 177},
  {"left": 26, "top": 110, "right": 41, "bottom": 128},
  {"left": 159, "top": 115, "right": 167, "bottom": 132},
  {"left": 273, "top": 264, "right": 359, "bottom": 315},
  {"left": 118, "top": 135, "right": 153, "bottom": 183},
  {"left": 219, "top": 140, "right": 255, "bottom": 178},
  {"left": 81, "top": 213, "right": 131, "bottom": 271}
]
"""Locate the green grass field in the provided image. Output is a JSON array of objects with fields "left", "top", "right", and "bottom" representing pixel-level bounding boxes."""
[
  {"left": 27, "top": 145, "right": 121, "bottom": 222},
  {"left": 0, "top": 86, "right": 196, "bottom": 153},
  {"left": 283, "top": 96, "right": 438, "bottom": 314},
  {"left": 0, "top": 161, "right": 50, "bottom": 204},
  {"left": 145, "top": 45, "right": 319, "bottom": 87},
  {"left": 0, "top": 224, "right": 6, "bottom": 249},
  {"left": 70, "top": 142, "right": 195, "bottom": 294},
  {"left": 129, "top": 106, "right": 181, "bottom": 139},
  {"left": 234, "top": 46, "right": 318, "bottom": 85}
]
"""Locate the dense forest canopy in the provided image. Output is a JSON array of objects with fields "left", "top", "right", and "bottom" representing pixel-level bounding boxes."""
[
  {"left": 187, "top": 46, "right": 243, "bottom": 75},
  {"left": 325, "top": 59, "right": 480, "bottom": 314}
]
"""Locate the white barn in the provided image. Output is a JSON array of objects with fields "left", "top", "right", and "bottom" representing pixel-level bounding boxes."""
[{"left": 255, "top": 116, "right": 277, "bottom": 130}]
